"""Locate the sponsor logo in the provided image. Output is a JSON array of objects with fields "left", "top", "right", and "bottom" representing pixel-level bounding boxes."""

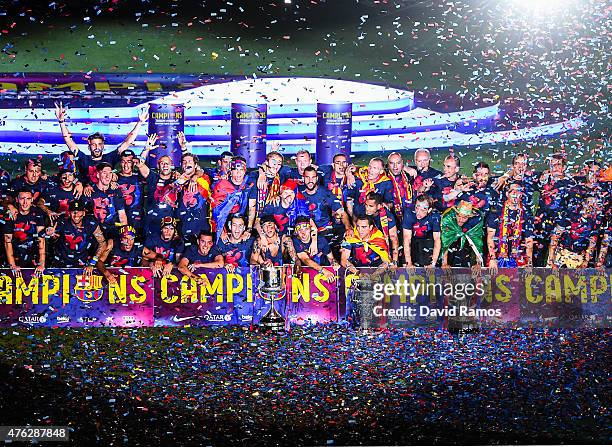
[
  {"left": 122, "top": 316, "right": 136, "bottom": 325},
  {"left": 18, "top": 314, "right": 47, "bottom": 324},
  {"left": 203, "top": 311, "right": 232, "bottom": 322},
  {"left": 78, "top": 316, "right": 99, "bottom": 323},
  {"left": 171, "top": 315, "right": 197, "bottom": 323},
  {"left": 56, "top": 315, "right": 71, "bottom": 323}
]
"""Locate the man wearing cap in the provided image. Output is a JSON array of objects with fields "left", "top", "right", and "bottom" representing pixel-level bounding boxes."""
[
  {"left": 178, "top": 231, "right": 225, "bottom": 284},
  {"left": 55, "top": 102, "right": 148, "bottom": 185},
  {"left": 3, "top": 189, "right": 46, "bottom": 277},
  {"left": 142, "top": 216, "right": 184, "bottom": 278},
  {"left": 440, "top": 200, "right": 485, "bottom": 269},
  {"left": 46, "top": 200, "right": 107, "bottom": 276},
  {"left": 116, "top": 150, "right": 145, "bottom": 232},
  {"left": 85, "top": 162, "right": 128, "bottom": 239},
  {"left": 292, "top": 216, "right": 337, "bottom": 282},
  {"left": 96, "top": 225, "right": 142, "bottom": 285},
  {"left": 251, "top": 215, "right": 299, "bottom": 267},
  {"left": 217, "top": 214, "right": 255, "bottom": 273}
]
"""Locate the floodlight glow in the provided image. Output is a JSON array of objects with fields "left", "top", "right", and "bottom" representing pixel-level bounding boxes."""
[{"left": 512, "top": 0, "right": 575, "bottom": 13}]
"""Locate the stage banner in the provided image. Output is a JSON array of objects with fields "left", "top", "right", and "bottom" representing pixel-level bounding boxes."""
[
  {"left": 154, "top": 267, "right": 338, "bottom": 327},
  {"left": 316, "top": 103, "right": 352, "bottom": 165},
  {"left": 231, "top": 103, "right": 267, "bottom": 169},
  {"left": 0, "top": 268, "right": 154, "bottom": 327},
  {"left": 147, "top": 102, "right": 185, "bottom": 167},
  {"left": 344, "top": 268, "right": 612, "bottom": 330}
]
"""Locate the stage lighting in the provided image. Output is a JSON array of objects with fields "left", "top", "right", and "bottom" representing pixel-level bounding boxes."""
[{"left": 512, "top": 0, "right": 574, "bottom": 12}]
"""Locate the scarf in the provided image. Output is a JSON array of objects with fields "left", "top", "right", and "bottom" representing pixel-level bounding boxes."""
[
  {"left": 356, "top": 167, "right": 390, "bottom": 205},
  {"left": 440, "top": 209, "right": 484, "bottom": 263},
  {"left": 344, "top": 227, "right": 390, "bottom": 263},
  {"left": 389, "top": 172, "right": 413, "bottom": 218},
  {"left": 329, "top": 170, "right": 348, "bottom": 203},
  {"left": 378, "top": 208, "right": 390, "bottom": 244},
  {"left": 258, "top": 175, "right": 281, "bottom": 213},
  {"left": 498, "top": 202, "right": 524, "bottom": 261}
]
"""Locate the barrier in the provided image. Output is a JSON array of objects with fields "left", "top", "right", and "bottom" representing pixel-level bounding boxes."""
[{"left": 0, "top": 267, "right": 609, "bottom": 328}]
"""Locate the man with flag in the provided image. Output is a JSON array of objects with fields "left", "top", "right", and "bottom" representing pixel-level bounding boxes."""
[
  {"left": 440, "top": 200, "right": 485, "bottom": 270},
  {"left": 248, "top": 151, "right": 285, "bottom": 231},
  {"left": 363, "top": 192, "right": 400, "bottom": 265},
  {"left": 176, "top": 153, "right": 213, "bottom": 244},
  {"left": 211, "top": 156, "right": 256, "bottom": 242},
  {"left": 340, "top": 215, "right": 391, "bottom": 274}
]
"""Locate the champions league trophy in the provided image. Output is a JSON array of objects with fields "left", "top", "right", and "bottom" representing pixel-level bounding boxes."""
[
  {"left": 349, "top": 272, "right": 378, "bottom": 331},
  {"left": 257, "top": 265, "right": 291, "bottom": 332}
]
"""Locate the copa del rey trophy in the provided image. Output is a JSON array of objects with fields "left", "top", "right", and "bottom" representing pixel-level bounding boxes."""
[{"left": 257, "top": 265, "right": 291, "bottom": 332}]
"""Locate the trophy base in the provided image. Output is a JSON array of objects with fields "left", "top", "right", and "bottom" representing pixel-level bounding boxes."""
[{"left": 260, "top": 307, "right": 286, "bottom": 333}]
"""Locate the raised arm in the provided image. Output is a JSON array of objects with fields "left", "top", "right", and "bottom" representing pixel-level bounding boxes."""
[
  {"left": 117, "top": 110, "right": 148, "bottom": 154},
  {"left": 55, "top": 102, "right": 79, "bottom": 154}
]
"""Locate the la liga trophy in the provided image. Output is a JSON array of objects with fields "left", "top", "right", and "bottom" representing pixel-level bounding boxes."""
[{"left": 257, "top": 265, "right": 291, "bottom": 332}]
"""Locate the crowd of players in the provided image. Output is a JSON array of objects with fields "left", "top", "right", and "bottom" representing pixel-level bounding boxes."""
[{"left": 1, "top": 104, "right": 610, "bottom": 283}]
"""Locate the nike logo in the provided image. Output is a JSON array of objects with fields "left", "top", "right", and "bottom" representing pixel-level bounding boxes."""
[{"left": 171, "top": 315, "right": 197, "bottom": 322}]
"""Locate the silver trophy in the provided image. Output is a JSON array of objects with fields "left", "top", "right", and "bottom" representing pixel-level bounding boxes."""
[{"left": 257, "top": 265, "right": 290, "bottom": 332}]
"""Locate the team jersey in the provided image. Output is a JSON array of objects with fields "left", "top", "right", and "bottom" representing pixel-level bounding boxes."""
[
  {"left": 75, "top": 149, "right": 121, "bottom": 185},
  {"left": 4, "top": 208, "right": 45, "bottom": 263},
  {"left": 217, "top": 237, "right": 254, "bottom": 268},
  {"left": 85, "top": 184, "right": 126, "bottom": 234},
  {"left": 299, "top": 186, "right": 343, "bottom": 231},
  {"left": 144, "top": 234, "right": 184, "bottom": 263},
  {"left": 293, "top": 235, "right": 331, "bottom": 266},
  {"left": 116, "top": 173, "right": 144, "bottom": 227},
  {"left": 402, "top": 209, "right": 441, "bottom": 239},
  {"left": 42, "top": 184, "right": 78, "bottom": 218},
  {"left": 53, "top": 215, "right": 100, "bottom": 267},
  {"left": 108, "top": 242, "right": 142, "bottom": 267},
  {"left": 182, "top": 245, "right": 222, "bottom": 265}
]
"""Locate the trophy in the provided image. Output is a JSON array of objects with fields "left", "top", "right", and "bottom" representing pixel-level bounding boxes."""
[{"left": 257, "top": 265, "right": 290, "bottom": 332}]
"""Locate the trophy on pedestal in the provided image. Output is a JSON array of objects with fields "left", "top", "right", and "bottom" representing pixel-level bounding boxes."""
[{"left": 257, "top": 265, "right": 290, "bottom": 332}]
